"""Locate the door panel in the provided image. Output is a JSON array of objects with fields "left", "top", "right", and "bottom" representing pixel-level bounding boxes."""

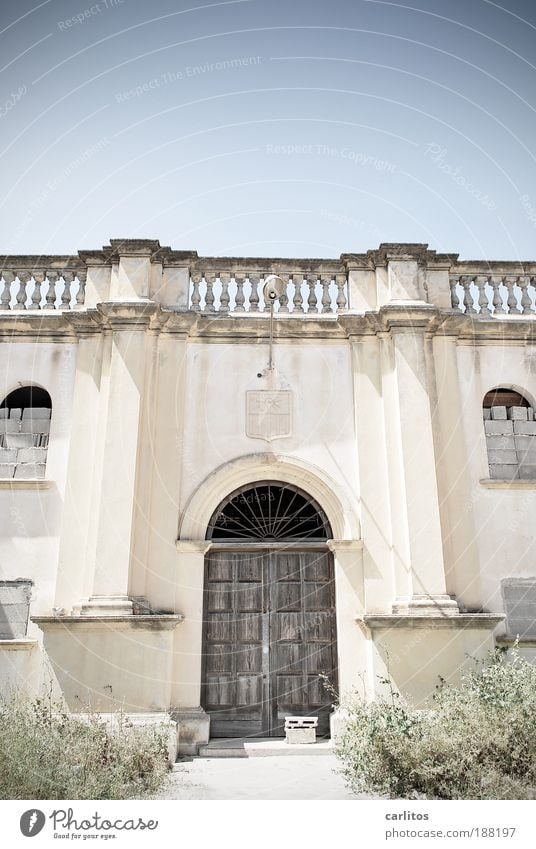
[{"left": 202, "top": 549, "right": 337, "bottom": 737}]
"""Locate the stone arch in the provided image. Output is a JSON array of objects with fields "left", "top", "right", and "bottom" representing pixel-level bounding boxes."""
[{"left": 178, "top": 452, "right": 360, "bottom": 542}]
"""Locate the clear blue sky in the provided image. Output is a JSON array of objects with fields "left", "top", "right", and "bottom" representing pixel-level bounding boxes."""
[{"left": 1, "top": 0, "right": 535, "bottom": 259}]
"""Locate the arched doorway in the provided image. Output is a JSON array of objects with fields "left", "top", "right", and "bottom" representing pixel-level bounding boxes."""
[{"left": 201, "top": 481, "right": 338, "bottom": 738}]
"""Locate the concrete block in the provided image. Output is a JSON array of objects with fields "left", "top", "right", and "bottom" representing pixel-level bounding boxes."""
[
  {"left": 516, "top": 452, "right": 536, "bottom": 467},
  {"left": 9, "top": 408, "right": 22, "bottom": 420},
  {"left": 491, "top": 406, "right": 507, "bottom": 420},
  {"left": 528, "top": 408, "right": 535, "bottom": 421},
  {"left": 0, "top": 463, "right": 15, "bottom": 478},
  {"left": 485, "top": 420, "right": 514, "bottom": 435},
  {"left": 0, "top": 420, "right": 21, "bottom": 434},
  {"left": 486, "top": 436, "right": 516, "bottom": 451},
  {"left": 20, "top": 419, "right": 50, "bottom": 434},
  {"left": 513, "top": 421, "right": 536, "bottom": 435},
  {"left": 5, "top": 433, "right": 34, "bottom": 449},
  {"left": 16, "top": 448, "right": 48, "bottom": 463},
  {"left": 14, "top": 463, "right": 45, "bottom": 479},
  {"left": 487, "top": 450, "right": 518, "bottom": 464},
  {"left": 0, "top": 409, "right": 7, "bottom": 419},
  {"left": 489, "top": 464, "right": 519, "bottom": 480},
  {"left": 0, "top": 580, "right": 32, "bottom": 639},
  {"left": 514, "top": 434, "right": 536, "bottom": 451},
  {"left": 507, "top": 406, "right": 528, "bottom": 420},
  {"left": 285, "top": 727, "right": 316, "bottom": 744},
  {"left": 0, "top": 448, "right": 17, "bottom": 463},
  {"left": 518, "top": 465, "right": 536, "bottom": 480},
  {"left": 483, "top": 408, "right": 491, "bottom": 420},
  {"left": 21, "top": 407, "right": 51, "bottom": 420}
]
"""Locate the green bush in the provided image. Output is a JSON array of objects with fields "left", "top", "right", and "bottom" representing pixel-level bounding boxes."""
[
  {"left": 335, "top": 647, "right": 536, "bottom": 800},
  {"left": 0, "top": 693, "right": 171, "bottom": 800}
]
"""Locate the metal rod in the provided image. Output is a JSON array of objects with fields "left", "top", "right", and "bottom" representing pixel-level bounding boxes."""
[{"left": 269, "top": 300, "right": 274, "bottom": 369}]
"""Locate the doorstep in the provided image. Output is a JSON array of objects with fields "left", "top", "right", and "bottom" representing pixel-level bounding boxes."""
[{"left": 190, "top": 737, "right": 333, "bottom": 759}]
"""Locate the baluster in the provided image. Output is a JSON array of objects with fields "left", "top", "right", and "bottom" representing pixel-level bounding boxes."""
[
  {"left": 475, "top": 275, "right": 490, "bottom": 317},
  {"left": 28, "top": 271, "right": 44, "bottom": 310},
  {"left": 278, "top": 273, "right": 289, "bottom": 313},
  {"left": 13, "top": 271, "right": 30, "bottom": 310},
  {"left": 335, "top": 274, "right": 347, "bottom": 313},
  {"left": 520, "top": 276, "right": 534, "bottom": 314},
  {"left": 491, "top": 277, "right": 505, "bottom": 314},
  {"left": 449, "top": 275, "right": 461, "bottom": 311},
  {"left": 292, "top": 272, "right": 304, "bottom": 313},
  {"left": 190, "top": 271, "right": 202, "bottom": 311},
  {"left": 460, "top": 275, "right": 476, "bottom": 314},
  {"left": 45, "top": 270, "right": 58, "bottom": 309},
  {"left": 74, "top": 269, "right": 87, "bottom": 309},
  {"left": 219, "top": 272, "right": 230, "bottom": 313},
  {"left": 0, "top": 271, "right": 14, "bottom": 309},
  {"left": 320, "top": 275, "right": 333, "bottom": 313},
  {"left": 234, "top": 272, "right": 246, "bottom": 312},
  {"left": 306, "top": 274, "right": 318, "bottom": 314},
  {"left": 60, "top": 271, "right": 74, "bottom": 309},
  {"left": 505, "top": 275, "right": 520, "bottom": 314},
  {"left": 249, "top": 272, "right": 260, "bottom": 312},
  {"left": 205, "top": 272, "right": 216, "bottom": 312}
]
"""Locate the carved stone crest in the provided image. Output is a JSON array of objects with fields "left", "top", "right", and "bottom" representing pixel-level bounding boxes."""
[{"left": 246, "top": 390, "right": 292, "bottom": 442}]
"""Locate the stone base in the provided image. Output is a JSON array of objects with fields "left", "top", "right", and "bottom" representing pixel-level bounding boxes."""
[
  {"left": 171, "top": 707, "right": 210, "bottom": 755},
  {"left": 392, "top": 594, "right": 460, "bottom": 616},
  {"left": 73, "top": 595, "right": 135, "bottom": 617},
  {"left": 329, "top": 709, "right": 351, "bottom": 744}
]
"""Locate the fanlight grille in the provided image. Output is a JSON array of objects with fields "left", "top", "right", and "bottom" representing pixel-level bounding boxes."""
[{"left": 207, "top": 483, "right": 331, "bottom": 541}]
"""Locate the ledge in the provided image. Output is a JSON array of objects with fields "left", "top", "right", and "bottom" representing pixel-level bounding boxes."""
[
  {"left": 0, "top": 638, "right": 39, "bottom": 650},
  {"left": 496, "top": 635, "right": 536, "bottom": 647},
  {"left": 360, "top": 614, "right": 504, "bottom": 630},
  {"left": 0, "top": 479, "right": 55, "bottom": 490},
  {"left": 32, "top": 614, "right": 184, "bottom": 632},
  {"left": 480, "top": 478, "right": 536, "bottom": 490}
]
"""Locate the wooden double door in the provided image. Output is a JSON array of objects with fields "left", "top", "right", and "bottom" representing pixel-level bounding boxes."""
[{"left": 202, "top": 548, "right": 338, "bottom": 738}]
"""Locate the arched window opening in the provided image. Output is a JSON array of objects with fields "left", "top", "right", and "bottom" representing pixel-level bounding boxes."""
[
  {"left": 0, "top": 386, "right": 52, "bottom": 480},
  {"left": 483, "top": 387, "right": 535, "bottom": 480},
  {"left": 207, "top": 482, "right": 332, "bottom": 541}
]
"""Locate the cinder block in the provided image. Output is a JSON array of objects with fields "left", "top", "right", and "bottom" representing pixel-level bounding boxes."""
[
  {"left": 9, "top": 408, "right": 22, "bottom": 420},
  {"left": 483, "top": 408, "right": 491, "bottom": 420},
  {"left": 489, "top": 464, "right": 519, "bottom": 480},
  {"left": 0, "top": 448, "right": 17, "bottom": 463},
  {"left": 487, "top": 450, "right": 518, "bottom": 464},
  {"left": 14, "top": 463, "right": 45, "bottom": 480},
  {"left": 486, "top": 436, "right": 516, "bottom": 451},
  {"left": 0, "top": 409, "right": 7, "bottom": 419},
  {"left": 21, "top": 407, "right": 51, "bottom": 420},
  {"left": 518, "top": 465, "right": 536, "bottom": 480},
  {"left": 17, "top": 448, "right": 48, "bottom": 463},
  {"left": 514, "top": 434, "right": 536, "bottom": 452},
  {"left": 20, "top": 419, "right": 50, "bottom": 434},
  {"left": 513, "top": 421, "right": 536, "bottom": 435},
  {"left": 285, "top": 727, "right": 316, "bottom": 744},
  {"left": 0, "top": 420, "right": 21, "bottom": 434},
  {"left": 0, "top": 463, "right": 15, "bottom": 478},
  {"left": 491, "top": 406, "right": 507, "bottom": 420},
  {"left": 485, "top": 420, "right": 514, "bottom": 435},
  {"left": 507, "top": 406, "right": 528, "bottom": 420},
  {"left": 516, "top": 451, "right": 536, "bottom": 466},
  {"left": 528, "top": 408, "right": 535, "bottom": 421},
  {"left": 5, "top": 433, "right": 34, "bottom": 449}
]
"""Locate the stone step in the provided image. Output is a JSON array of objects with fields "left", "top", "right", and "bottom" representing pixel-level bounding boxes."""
[{"left": 189, "top": 737, "right": 333, "bottom": 760}]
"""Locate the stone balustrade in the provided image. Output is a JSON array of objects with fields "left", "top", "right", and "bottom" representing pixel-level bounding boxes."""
[
  {"left": 450, "top": 271, "right": 536, "bottom": 316},
  {"left": 0, "top": 263, "right": 86, "bottom": 311},
  {"left": 188, "top": 265, "right": 348, "bottom": 314}
]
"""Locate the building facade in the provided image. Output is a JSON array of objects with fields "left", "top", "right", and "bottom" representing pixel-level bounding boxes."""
[{"left": 1, "top": 240, "right": 535, "bottom": 755}]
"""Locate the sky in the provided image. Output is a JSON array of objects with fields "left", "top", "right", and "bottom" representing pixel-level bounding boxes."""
[{"left": 1, "top": 0, "right": 535, "bottom": 260}]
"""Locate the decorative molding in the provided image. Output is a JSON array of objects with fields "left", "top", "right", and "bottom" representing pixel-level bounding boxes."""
[{"left": 360, "top": 614, "right": 504, "bottom": 630}]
